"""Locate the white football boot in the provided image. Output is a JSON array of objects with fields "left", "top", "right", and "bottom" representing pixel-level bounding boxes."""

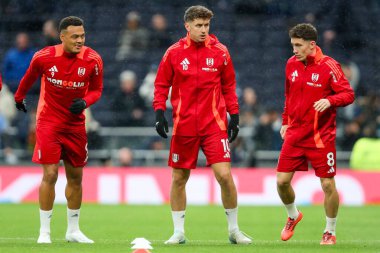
[
  {"left": 65, "top": 230, "right": 94, "bottom": 243},
  {"left": 37, "top": 232, "right": 51, "bottom": 243},
  {"left": 229, "top": 230, "right": 253, "bottom": 244},
  {"left": 164, "top": 231, "right": 186, "bottom": 244}
]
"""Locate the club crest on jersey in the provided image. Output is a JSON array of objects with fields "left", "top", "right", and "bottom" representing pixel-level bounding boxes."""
[
  {"left": 206, "top": 58, "right": 214, "bottom": 67},
  {"left": 78, "top": 67, "right": 86, "bottom": 77},
  {"left": 172, "top": 153, "right": 179, "bottom": 163},
  {"left": 311, "top": 73, "right": 319, "bottom": 82}
]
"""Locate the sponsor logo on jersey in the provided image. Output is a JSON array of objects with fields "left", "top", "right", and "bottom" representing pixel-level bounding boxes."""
[
  {"left": 311, "top": 73, "right": 319, "bottom": 82},
  {"left": 202, "top": 67, "right": 218, "bottom": 72},
  {"left": 223, "top": 152, "right": 230, "bottom": 159},
  {"left": 180, "top": 58, "right": 190, "bottom": 70},
  {"left": 306, "top": 82, "right": 322, "bottom": 87},
  {"left": 78, "top": 67, "right": 86, "bottom": 77},
  {"left": 46, "top": 77, "right": 85, "bottom": 88},
  {"left": 206, "top": 58, "right": 214, "bottom": 67},
  {"left": 49, "top": 65, "right": 58, "bottom": 77},
  {"left": 291, "top": 70, "right": 298, "bottom": 82},
  {"left": 172, "top": 153, "right": 179, "bottom": 163}
]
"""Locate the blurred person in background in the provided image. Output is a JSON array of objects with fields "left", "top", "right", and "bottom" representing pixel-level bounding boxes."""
[
  {"left": 115, "top": 11, "right": 149, "bottom": 61},
  {"left": 2, "top": 32, "right": 36, "bottom": 93},
  {"left": 276, "top": 23, "right": 354, "bottom": 245},
  {"left": 149, "top": 14, "right": 173, "bottom": 51},
  {"left": 42, "top": 19, "right": 60, "bottom": 46},
  {"left": 153, "top": 5, "right": 252, "bottom": 245},
  {"left": 117, "top": 147, "right": 134, "bottom": 167},
  {"left": 111, "top": 70, "right": 146, "bottom": 126},
  {"left": 14, "top": 16, "right": 103, "bottom": 244}
]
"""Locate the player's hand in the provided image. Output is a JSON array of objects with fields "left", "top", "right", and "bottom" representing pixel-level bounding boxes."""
[
  {"left": 69, "top": 98, "right": 87, "bottom": 114},
  {"left": 228, "top": 114, "right": 239, "bottom": 143},
  {"left": 155, "top": 109, "right": 168, "bottom": 138},
  {"left": 313, "top": 98, "right": 331, "bottom": 112},
  {"left": 15, "top": 99, "right": 27, "bottom": 113},
  {"left": 280, "top": 125, "right": 288, "bottom": 140}
]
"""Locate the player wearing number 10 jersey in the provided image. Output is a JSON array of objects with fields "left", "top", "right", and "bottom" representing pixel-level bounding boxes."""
[
  {"left": 276, "top": 23, "right": 354, "bottom": 245},
  {"left": 153, "top": 5, "right": 251, "bottom": 245},
  {"left": 14, "top": 16, "right": 103, "bottom": 244}
]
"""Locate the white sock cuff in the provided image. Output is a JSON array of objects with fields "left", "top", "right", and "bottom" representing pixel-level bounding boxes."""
[
  {"left": 40, "top": 209, "right": 53, "bottom": 216},
  {"left": 172, "top": 210, "right": 185, "bottom": 216},
  {"left": 67, "top": 208, "right": 80, "bottom": 215},
  {"left": 225, "top": 207, "right": 238, "bottom": 213},
  {"left": 326, "top": 216, "right": 337, "bottom": 221}
]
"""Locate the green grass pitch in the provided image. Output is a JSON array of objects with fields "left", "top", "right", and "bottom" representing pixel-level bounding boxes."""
[{"left": 0, "top": 204, "right": 379, "bottom": 253}]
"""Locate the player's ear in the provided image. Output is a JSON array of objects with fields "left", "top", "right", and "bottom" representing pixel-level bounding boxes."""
[
  {"left": 184, "top": 22, "right": 190, "bottom": 32},
  {"left": 59, "top": 31, "right": 65, "bottom": 43}
]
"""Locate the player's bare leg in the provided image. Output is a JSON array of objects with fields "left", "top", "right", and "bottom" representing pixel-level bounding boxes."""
[
  {"left": 64, "top": 161, "right": 93, "bottom": 243},
  {"left": 212, "top": 162, "right": 252, "bottom": 244},
  {"left": 320, "top": 177, "right": 339, "bottom": 245},
  {"left": 277, "top": 172, "right": 303, "bottom": 241},
  {"left": 165, "top": 168, "right": 190, "bottom": 244},
  {"left": 37, "top": 164, "right": 59, "bottom": 243}
]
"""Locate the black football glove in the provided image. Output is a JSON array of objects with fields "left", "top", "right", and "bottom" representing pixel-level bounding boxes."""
[
  {"left": 155, "top": 109, "right": 169, "bottom": 138},
  {"left": 15, "top": 99, "right": 27, "bottom": 113},
  {"left": 228, "top": 114, "right": 239, "bottom": 143},
  {"left": 69, "top": 98, "right": 87, "bottom": 114}
]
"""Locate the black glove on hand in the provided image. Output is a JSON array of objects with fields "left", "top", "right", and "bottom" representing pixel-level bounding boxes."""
[
  {"left": 15, "top": 99, "right": 27, "bottom": 113},
  {"left": 228, "top": 114, "right": 239, "bottom": 143},
  {"left": 155, "top": 109, "right": 168, "bottom": 138},
  {"left": 69, "top": 98, "right": 87, "bottom": 114}
]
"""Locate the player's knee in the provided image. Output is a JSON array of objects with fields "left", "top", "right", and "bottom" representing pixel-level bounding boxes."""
[
  {"left": 172, "top": 174, "right": 189, "bottom": 187},
  {"left": 277, "top": 178, "right": 291, "bottom": 189},
  {"left": 321, "top": 180, "right": 335, "bottom": 194},
  {"left": 67, "top": 174, "right": 83, "bottom": 186},
  {"left": 43, "top": 171, "right": 58, "bottom": 184},
  {"left": 215, "top": 171, "right": 232, "bottom": 186}
]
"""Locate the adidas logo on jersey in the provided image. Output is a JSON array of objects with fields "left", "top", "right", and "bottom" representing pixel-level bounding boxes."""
[
  {"left": 327, "top": 167, "right": 335, "bottom": 174},
  {"left": 180, "top": 58, "right": 190, "bottom": 70},
  {"left": 49, "top": 65, "right": 58, "bottom": 77},
  {"left": 291, "top": 70, "right": 298, "bottom": 82},
  {"left": 224, "top": 152, "right": 230, "bottom": 159}
]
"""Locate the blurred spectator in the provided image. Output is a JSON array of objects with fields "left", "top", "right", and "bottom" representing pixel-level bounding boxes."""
[
  {"left": 118, "top": 147, "right": 134, "bottom": 167},
  {"left": 2, "top": 32, "right": 36, "bottom": 92},
  {"left": 240, "top": 87, "right": 261, "bottom": 127},
  {"left": 85, "top": 108, "right": 103, "bottom": 150},
  {"left": 42, "top": 19, "right": 60, "bottom": 46},
  {"left": 116, "top": 11, "right": 149, "bottom": 61},
  {"left": 139, "top": 64, "right": 158, "bottom": 107},
  {"left": 340, "top": 121, "right": 361, "bottom": 151},
  {"left": 149, "top": 14, "right": 173, "bottom": 50},
  {"left": 111, "top": 70, "right": 147, "bottom": 126},
  {"left": 253, "top": 109, "right": 282, "bottom": 150}
]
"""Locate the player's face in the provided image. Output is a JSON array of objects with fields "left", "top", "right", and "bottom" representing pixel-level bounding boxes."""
[
  {"left": 290, "top": 38, "right": 315, "bottom": 62},
  {"left": 185, "top": 18, "right": 210, "bottom": 43},
  {"left": 60, "top": 25, "right": 85, "bottom": 54}
]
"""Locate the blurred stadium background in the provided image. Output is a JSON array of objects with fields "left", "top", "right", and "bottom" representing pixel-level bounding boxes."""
[{"left": 0, "top": 0, "right": 379, "bottom": 251}]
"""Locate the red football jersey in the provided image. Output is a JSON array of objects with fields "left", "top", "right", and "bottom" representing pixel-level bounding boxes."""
[
  {"left": 15, "top": 44, "right": 103, "bottom": 131},
  {"left": 282, "top": 46, "right": 355, "bottom": 148},
  {"left": 153, "top": 34, "right": 239, "bottom": 136}
]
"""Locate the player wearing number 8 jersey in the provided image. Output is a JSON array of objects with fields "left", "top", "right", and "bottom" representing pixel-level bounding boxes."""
[
  {"left": 277, "top": 23, "right": 354, "bottom": 245},
  {"left": 153, "top": 5, "right": 251, "bottom": 245}
]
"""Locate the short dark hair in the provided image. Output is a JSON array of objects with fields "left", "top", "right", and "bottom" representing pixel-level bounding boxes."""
[
  {"left": 289, "top": 23, "right": 318, "bottom": 41},
  {"left": 184, "top": 5, "right": 213, "bottom": 22},
  {"left": 59, "top": 16, "right": 84, "bottom": 33}
]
